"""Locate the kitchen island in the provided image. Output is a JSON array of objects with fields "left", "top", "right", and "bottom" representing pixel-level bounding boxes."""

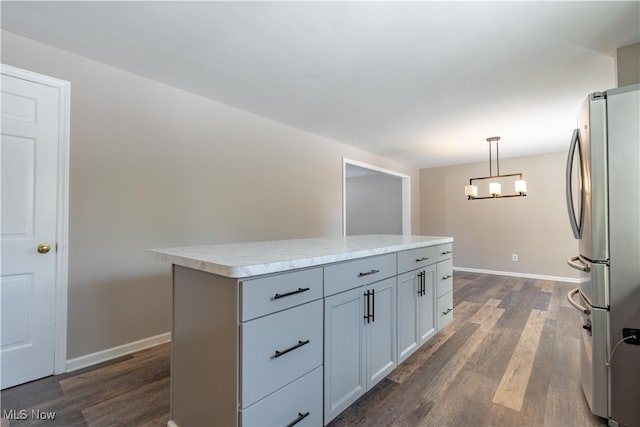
[{"left": 149, "top": 234, "right": 453, "bottom": 427}]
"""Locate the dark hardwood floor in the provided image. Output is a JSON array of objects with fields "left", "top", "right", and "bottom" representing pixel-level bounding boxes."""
[
  {"left": 1, "top": 272, "right": 605, "bottom": 427},
  {"left": 0, "top": 344, "right": 170, "bottom": 427}
]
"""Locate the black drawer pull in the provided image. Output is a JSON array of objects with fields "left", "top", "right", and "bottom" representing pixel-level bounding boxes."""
[
  {"left": 274, "top": 340, "right": 310, "bottom": 358},
  {"left": 441, "top": 275, "right": 453, "bottom": 280},
  {"left": 286, "top": 411, "right": 310, "bottom": 427},
  {"left": 442, "top": 308, "right": 453, "bottom": 315},
  {"left": 416, "top": 256, "right": 429, "bottom": 262},
  {"left": 273, "top": 287, "right": 310, "bottom": 300},
  {"left": 358, "top": 269, "right": 380, "bottom": 277},
  {"left": 441, "top": 251, "right": 452, "bottom": 255}
]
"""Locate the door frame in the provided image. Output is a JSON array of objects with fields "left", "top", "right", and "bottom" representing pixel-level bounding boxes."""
[
  {"left": 342, "top": 158, "right": 411, "bottom": 236},
  {"left": 2, "top": 64, "right": 70, "bottom": 374}
]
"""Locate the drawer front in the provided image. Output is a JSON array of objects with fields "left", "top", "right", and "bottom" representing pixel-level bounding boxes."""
[
  {"left": 324, "top": 253, "right": 396, "bottom": 296},
  {"left": 436, "top": 259, "right": 453, "bottom": 297},
  {"left": 397, "top": 246, "right": 439, "bottom": 274},
  {"left": 241, "top": 267, "right": 323, "bottom": 321},
  {"left": 434, "top": 243, "right": 453, "bottom": 264},
  {"left": 437, "top": 291, "right": 454, "bottom": 330},
  {"left": 240, "top": 366, "right": 323, "bottom": 427},
  {"left": 241, "top": 300, "right": 323, "bottom": 407}
]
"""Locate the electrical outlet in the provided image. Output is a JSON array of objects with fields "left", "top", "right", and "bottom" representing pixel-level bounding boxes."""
[
  {"left": 623, "top": 328, "right": 640, "bottom": 345},
  {"left": 512, "top": 253, "right": 518, "bottom": 262}
]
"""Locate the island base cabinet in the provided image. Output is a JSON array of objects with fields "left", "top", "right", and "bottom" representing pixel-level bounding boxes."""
[
  {"left": 418, "top": 266, "right": 436, "bottom": 344},
  {"left": 397, "top": 266, "right": 436, "bottom": 364},
  {"left": 324, "top": 286, "right": 366, "bottom": 423},
  {"left": 366, "top": 278, "right": 397, "bottom": 388},
  {"left": 171, "top": 266, "right": 238, "bottom": 427},
  {"left": 397, "top": 271, "right": 419, "bottom": 363},
  {"left": 240, "top": 367, "right": 323, "bottom": 427},
  {"left": 324, "top": 278, "right": 397, "bottom": 424}
]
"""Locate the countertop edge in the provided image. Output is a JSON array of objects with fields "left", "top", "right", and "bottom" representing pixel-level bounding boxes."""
[{"left": 148, "top": 236, "right": 453, "bottom": 278}]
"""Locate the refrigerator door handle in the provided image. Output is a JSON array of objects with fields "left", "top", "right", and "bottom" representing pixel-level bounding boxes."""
[
  {"left": 567, "top": 255, "right": 591, "bottom": 272},
  {"left": 567, "top": 287, "right": 591, "bottom": 315},
  {"left": 565, "top": 128, "right": 584, "bottom": 239}
]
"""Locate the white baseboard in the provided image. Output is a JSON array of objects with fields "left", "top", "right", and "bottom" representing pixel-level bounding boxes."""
[
  {"left": 66, "top": 331, "right": 171, "bottom": 373},
  {"left": 453, "top": 266, "right": 588, "bottom": 283},
  {"left": 167, "top": 421, "right": 179, "bottom": 427}
]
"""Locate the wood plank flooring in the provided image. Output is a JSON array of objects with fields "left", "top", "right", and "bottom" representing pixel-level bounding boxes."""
[{"left": 1, "top": 272, "right": 605, "bottom": 427}]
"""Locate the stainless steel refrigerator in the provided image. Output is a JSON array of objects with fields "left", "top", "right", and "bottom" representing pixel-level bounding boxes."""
[{"left": 566, "top": 83, "right": 640, "bottom": 427}]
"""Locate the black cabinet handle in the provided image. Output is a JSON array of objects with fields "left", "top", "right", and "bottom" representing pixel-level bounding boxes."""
[
  {"left": 274, "top": 340, "right": 310, "bottom": 358},
  {"left": 442, "top": 308, "right": 453, "bottom": 315},
  {"left": 364, "top": 290, "right": 371, "bottom": 323},
  {"left": 417, "top": 271, "right": 426, "bottom": 297},
  {"left": 273, "top": 287, "right": 310, "bottom": 300},
  {"left": 441, "top": 275, "right": 453, "bottom": 280},
  {"left": 358, "top": 269, "right": 380, "bottom": 277},
  {"left": 371, "top": 289, "right": 375, "bottom": 323},
  {"left": 416, "top": 257, "right": 429, "bottom": 262},
  {"left": 441, "top": 251, "right": 452, "bottom": 255},
  {"left": 286, "top": 412, "right": 310, "bottom": 427}
]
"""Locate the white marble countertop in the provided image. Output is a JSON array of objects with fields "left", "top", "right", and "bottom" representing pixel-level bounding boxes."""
[{"left": 148, "top": 234, "right": 453, "bottom": 278}]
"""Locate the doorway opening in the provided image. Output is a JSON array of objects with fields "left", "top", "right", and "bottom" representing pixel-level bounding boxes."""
[{"left": 343, "top": 158, "right": 410, "bottom": 236}]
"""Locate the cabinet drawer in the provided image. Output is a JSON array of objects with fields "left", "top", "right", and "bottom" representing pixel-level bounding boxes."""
[
  {"left": 324, "top": 253, "right": 396, "bottom": 296},
  {"left": 240, "top": 366, "right": 323, "bottom": 427},
  {"left": 437, "top": 291, "right": 454, "bottom": 330},
  {"left": 434, "top": 243, "right": 453, "bottom": 263},
  {"left": 397, "top": 246, "right": 439, "bottom": 274},
  {"left": 241, "top": 300, "right": 323, "bottom": 408},
  {"left": 240, "top": 267, "right": 323, "bottom": 321},
  {"left": 436, "top": 259, "right": 453, "bottom": 297}
]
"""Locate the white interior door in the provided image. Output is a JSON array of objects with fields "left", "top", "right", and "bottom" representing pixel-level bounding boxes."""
[{"left": 1, "top": 73, "right": 61, "bottom": 389}]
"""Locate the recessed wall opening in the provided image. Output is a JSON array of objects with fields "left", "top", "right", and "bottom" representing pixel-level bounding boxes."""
[{"left": 343, "top": 158, "right": 411, "bottom": 236}]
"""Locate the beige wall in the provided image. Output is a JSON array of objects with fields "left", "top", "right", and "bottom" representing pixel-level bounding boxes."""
[
  {"left": 616, "top": 43, "right": 640, "bottom": 87},
  {"left": 1, "top": 31, "right": 420, "bottom": 359},
  {"left": 420, "top": 151, "right": 580, "bottom": 279},
  {"left": 346, "top": 173, "right": 403, "bottom": 235}
]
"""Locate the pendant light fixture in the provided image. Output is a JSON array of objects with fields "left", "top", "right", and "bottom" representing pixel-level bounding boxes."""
[{"left": 464, "top": 136, "right": 527, "bottom": 200}]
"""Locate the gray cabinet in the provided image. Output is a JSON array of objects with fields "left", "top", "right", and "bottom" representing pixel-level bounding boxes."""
[
  {"left": 324, "top": 277, "right": 397, "bottom": 424},
  {"left": 324, "top": 286, "right": 366, "bottom": 422},
  {"left": 436, "top": 258, "right": 454, "bottom": 330},
  {"left": 397, "top": 265, "right": 436, "bottom": 364},
  {"left": 366, "top": 277, "right": 397, "bottom": 388},
  {"left": 418, "top": 265, "right": 437, "bottom": 343},
  {"left": 171, "top": 266, "right": 324, "bottom": 427}
]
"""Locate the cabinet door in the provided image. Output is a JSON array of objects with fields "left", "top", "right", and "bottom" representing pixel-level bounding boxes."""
[
  {"left": 418, "top": 265, "right": 436, "bottom": 345},
  {"left": 324, "top": 287, "right": 366, "bottom": 423},
  {"left": 366, "top": 278, "right": 397, "bottom": 389},
  {"left": 397, "top": 270, "right": 419, "bottom": 364}
]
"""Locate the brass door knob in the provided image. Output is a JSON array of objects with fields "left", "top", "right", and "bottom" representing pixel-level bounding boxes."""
[{"left": 37, "top": 244, "right": 51, "bottom": 254}]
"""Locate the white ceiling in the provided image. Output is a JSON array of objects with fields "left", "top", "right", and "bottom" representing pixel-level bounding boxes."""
[{"left": 2, "top": 1, "right": 639, "bottom": 168}]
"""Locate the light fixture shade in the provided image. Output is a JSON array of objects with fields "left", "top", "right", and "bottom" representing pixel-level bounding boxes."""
[
  {"left": 464, "top": 185, "right": 478, "bottom": 197},
  {"left": 489, "top": 182, "right": 502, "bottom": 196},
  {"left": 515, "top": 180, "right": 527, "bottom": 193}
]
